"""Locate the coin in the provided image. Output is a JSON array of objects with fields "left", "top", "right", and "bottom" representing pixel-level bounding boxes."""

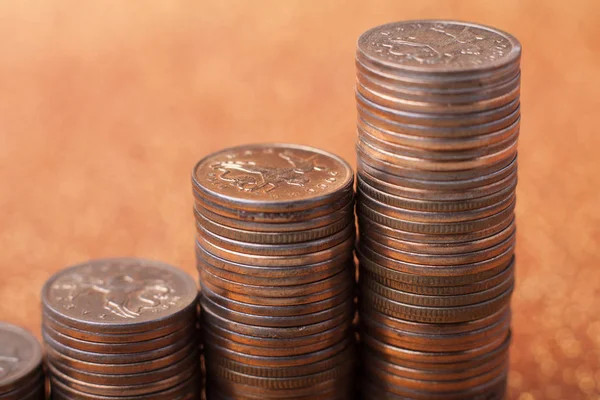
[
  {"left": 194, "top": 200, "right": 354, "bottom": 232},
  {"left": 0, "top": 323, "right": 44, "bottom": 399},
  {"left": 195, "top": 207, "right": 352, "bottom": 244},
  {"left": 42, "top": 258, "right": 198, "bottom": 334},
  {"left": 197, "top": 221, "right": 354, "bottom": 256},
  {"left": 192, "top": 144, "right": 354, "bottom": 213}
]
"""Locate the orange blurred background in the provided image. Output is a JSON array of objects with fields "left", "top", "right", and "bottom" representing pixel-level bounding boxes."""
[{"left": 1, "top": 1, "right": 599, "bottom": 398}]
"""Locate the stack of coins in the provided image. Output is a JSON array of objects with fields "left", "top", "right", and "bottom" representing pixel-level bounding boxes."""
[
  {"left": 192, "top": 144, "right": 356, "bottom": 399},
  {"left": 355, "top": 21, "right": 520, "bottom": 399},
  {"left": 41, "top": 258, "right": 201, "bottom": 399},
  {"left": 0, "top": 323, "right": 45, "bottom": 400}
]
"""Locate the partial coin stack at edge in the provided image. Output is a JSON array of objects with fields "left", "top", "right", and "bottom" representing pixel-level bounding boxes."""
[
  {"left": 192, "top": 143, "right": 357, "bottom": 400},
  {"left": 41, "top": 258, "right": 201, "bottom": 399},
  {"left": 0, "top": 322, "right": 45, "bottom": 400},
  {"left": 355, "top": 20, "right": 520, "bottom": 399}
]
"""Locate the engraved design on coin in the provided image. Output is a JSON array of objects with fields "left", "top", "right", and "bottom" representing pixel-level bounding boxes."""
[
  {"left": 360, "top": 21, "right": 516, "bottom": 69},
  {"left": 195, "top": 145, "right": 352, "bottom": 203},
  {"left": 52, "top": 273, "right": 178, "bottom": 319},
  {"left": 44, "top": 259, "right": 197, "bottom": 324},
  {"left": 0, "top": 350, "right": 20, "bottom": 379},
  {"left": 209, "top": 150, "right": 327, "bottom": 194}
]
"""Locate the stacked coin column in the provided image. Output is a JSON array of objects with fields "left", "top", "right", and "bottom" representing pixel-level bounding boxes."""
[
  {"left": 0, "top": 323, "right": 45, "bottom": 400},
  {"left": 42, "top": 258, "right": 201, "bottom": 399},
  {"left": 354, "top": 21, "right": 520, "bottom": 399},
  {"left": 192, "top": 144, "right": 356, "bottom": 400}
]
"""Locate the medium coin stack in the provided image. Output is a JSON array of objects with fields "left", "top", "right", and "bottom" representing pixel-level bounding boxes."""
[
  {"left": 41, "top": 258, "right": 201, "bottom": 399},
  {"left": 355, "top": 21, "right": 520, "bottom": 399},
  {"left": 0, "top": 322, "right": 45, "bottom": 400},
  {"left": 192, "top": 144, "right": 357, "bottom": 399}
]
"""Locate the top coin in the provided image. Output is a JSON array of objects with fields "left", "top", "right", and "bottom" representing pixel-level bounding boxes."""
[
  {"left": 192, "top": 144, "right": 354, "bottom": 213},
  {"left": 42, "top": 258, "right": 198, "bottom": 334},
  {"left": 0, "top": 323, "right": 42, "bottom": 392},
  {"left": 358, "top": 20, "right": 521, "bottom": 74}
]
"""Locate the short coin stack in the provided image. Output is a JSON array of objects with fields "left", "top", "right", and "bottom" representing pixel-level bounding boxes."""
[
  {"left": 42, "top": 258, "right": 201, "bottom": 399},
  {"left": 192, "top": 144, "right": 356, "bottom": 399},
  {"left": 355, "top": 21, "right": 520, "bottom": 399},
  {"left": 0, "top": 322, "right": 45, "bottom": 400}
]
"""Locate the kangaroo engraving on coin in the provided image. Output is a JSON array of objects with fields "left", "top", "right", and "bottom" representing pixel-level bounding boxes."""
[
  {"left": 209, "top": 150, "right": 326, "bottom": 193},
  {"left": 193, "top": 144, "right": 353, "bottom": 205},
  {"left": 358, "top": 20, "right": 520, "bottom": 71},
  {"left": 51, "top": 273, "right": 177, "bottom": 319},
  {"left": 43, "top": 258, "right": 198, "bottom": 325}
]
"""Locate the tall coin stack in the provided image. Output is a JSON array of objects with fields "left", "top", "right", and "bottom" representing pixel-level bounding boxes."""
[
  {"left": 0, "top": 322, "right": 45, "bottom": 400},
  {"left": 355, "top": 21, "right": 520, "bottom": 399},
  {"left": 192, "top": 144, "right": 356, "bottom": 400},
  {"left": 42, "top": 258, "right": 201, "bottom": 399}
]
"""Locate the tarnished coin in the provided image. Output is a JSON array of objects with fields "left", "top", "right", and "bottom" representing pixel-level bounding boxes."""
[
  {"left": 200, "top": 292, "right": 353, "bottom": 328},
  {"left": 357, "top": 97, "right": 520, "bottom": 138},
  {"left": 206, "top": 344, "right": 355, "bottom": 379},
  {"left": 357, "top": 112, "right": 521, "bottom": 151},
  {"left": 200, "top": 272, "right": 354, "bottom": 308},
  {"left": 362, "top": 220, "right": 516, "bottom": 255},
  {"left": 42, "top": 320, "right": 196, "bottom": 354},
  {"left": 201, "top": 299, "right": 354, "bottom": 339},
  {"left": 358, "top": 152, "right": 518, "bottom": 191},
  {"left": 0, "top": 323, "right": 44, "bottom": 396},
  {"left": 207, "top": 372, "right": 353, "bottom": 399},
  {"left": 361, "top": 376, "right": 507, "bottom": 400},
  {"left": 43, "top": 327, "right": 195, "bottom": 364},
  {"left": 361, "top": 309, "right": 511, "bottom": 352},
  {"left": 42, "top": 311, "right": 196, "bottom": 345},
  {"left": 195, "top": 207, "right": 352, "bottom": 244},
  {"left": 359, "top": 231, "right": 515, "bottom": 265},
  {"left": 194, "top": 200, "right": 354, "bottom": 233},
  {"left": 47, "top": 361, "right": 198, "bottom": 397},
  {"left": 361, "top": 304, "right": 511, "bottom": 337},
  {"left": 44, "top": 340, "right": 196, "bottom": 375},
  {"left": 355, "top": 68, "right": 520, "bottom": 113},
  {"left": 203, "top": 335, "right": 355, "bottom": 368},
  {"left": 197, "top": 235, "right": 354, "bottom": 267},
  {"left": 356, "top": 91, "right": 520, "bottom": 130},
  {"left": 357, "top": 187, "right": 515, "bottom": 223},
  {"left": 48, "top": 350, "right": 199, "bottom": 386},
  {"left": 205, "top": 315, "right": 351, "bottom": 350},
  {"left": 357, "top": 213, "right": 514, "bottom": 244},
  {"left": 199, "top": 263, "right": 354, "bottom": 300},
  {"left": 357, "top": 20, "right": 520, "bottom": 76},
  {"left": 197, "top": 221, "right": 354, "bottom": 256},
  {"left": 362, "top": 285, "right": 513, "bottom": 323},
  {"left": 359, "top": 256, "right": 515, "bottom": 295},
  {"left": 192, "top": 144, "right": 354, "bottom": 213},
  {"left": 210, "top": 360, "right": 354, "bottom": 390},
  {"left": 197, "top": 255, "right": 351, "bottom": 288},
  {"left": 201, "top": 280, "right": 353, "bottom": 317},
  {"left": 49, "top": 373, "right": 199, "bottom": 400},
  {"left": 362, "top": 347, "right": 507, "bottom": 382},
  {"left": 362, "top": 330, "right": 511, "bottom": 365},
  {"left": 194, "top": 189, "right": 354, "bottom": 223},
  {"left": 358, "top": 122, "right": 519, "bottom": 162},
  {"left": 361, "top": 272, "right": 514, "bottom": 307},
  {"left": 356, "top": 171, "right": 517, "bottom": 213},
  {"left": 358, "top": 240, "right": 514, "bottom": 276},
  {"left": 42, "top": 258, "right": 198, "bottom": 334}
]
